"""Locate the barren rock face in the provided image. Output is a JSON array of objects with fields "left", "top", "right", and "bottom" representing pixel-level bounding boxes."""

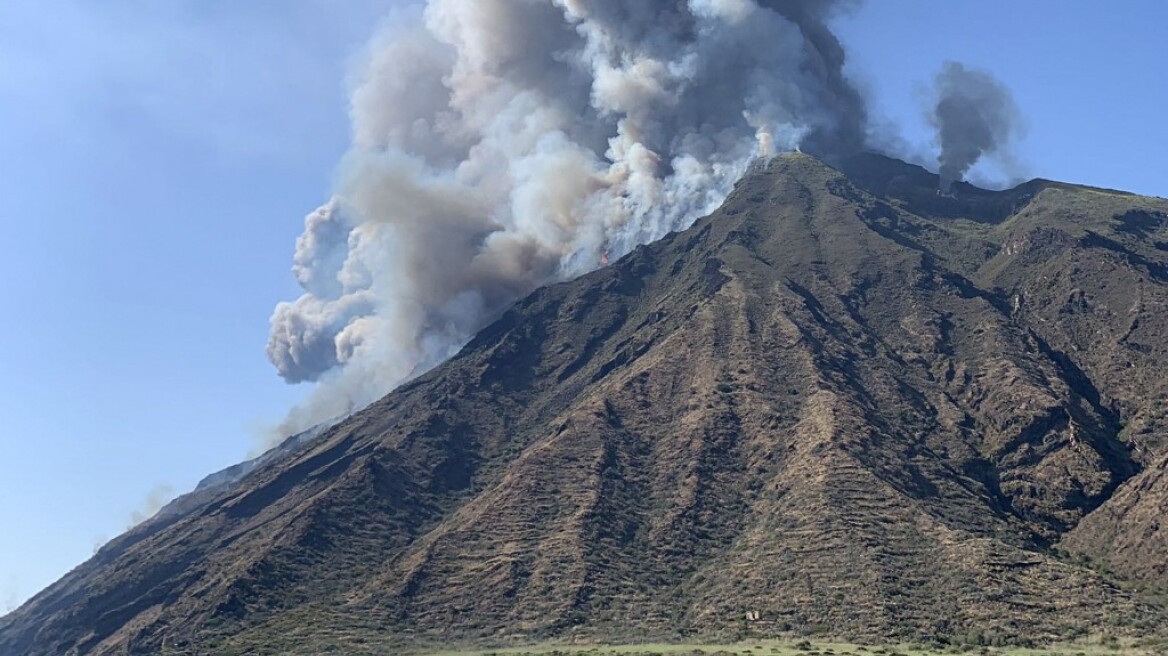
[{"left": 5, "top": 154, "right": 1168, "bottom": 655}]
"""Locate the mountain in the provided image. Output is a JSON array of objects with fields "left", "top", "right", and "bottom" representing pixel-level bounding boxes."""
[{"left": 5, "top": 153, "right": 1168, "bottom": 655}]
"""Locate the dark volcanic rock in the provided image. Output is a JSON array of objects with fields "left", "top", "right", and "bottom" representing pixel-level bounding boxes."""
[{"left": 5, "top": 154, "right": 1168, "bottom": 655}]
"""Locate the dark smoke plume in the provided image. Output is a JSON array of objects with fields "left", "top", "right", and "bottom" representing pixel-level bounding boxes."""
[
  {"left": 267, "top": 0, "right": 870, "bottom": 435},
  {"left": 930, "top": 61, "right": 1020, "bottom": 190}
]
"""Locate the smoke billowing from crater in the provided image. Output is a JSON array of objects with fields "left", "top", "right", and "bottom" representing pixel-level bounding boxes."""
[
  {"left": 930, "top": 61, "right": 1021, "bottom": 191},
  {"left": 267, "top": 0, "right": 872, "bottom": 435}
]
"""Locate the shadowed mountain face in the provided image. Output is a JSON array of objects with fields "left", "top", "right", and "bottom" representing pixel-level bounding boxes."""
[{"left": 6, "top": 154, "right": 1168, "bottom": 655}]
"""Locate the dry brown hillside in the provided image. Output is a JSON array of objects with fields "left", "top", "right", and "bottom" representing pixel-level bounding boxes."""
[{"left": 4, "top": 154, "right": 1168, "bottom": 655}]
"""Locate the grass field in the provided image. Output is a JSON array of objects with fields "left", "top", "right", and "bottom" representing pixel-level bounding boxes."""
[{"left": 420, "top": 639, "right": 1168, "bottom": 656}]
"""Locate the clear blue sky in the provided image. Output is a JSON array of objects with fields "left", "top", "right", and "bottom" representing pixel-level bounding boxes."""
[{"left": 0, "top": 1, "right": 1165, "bottom": 611}]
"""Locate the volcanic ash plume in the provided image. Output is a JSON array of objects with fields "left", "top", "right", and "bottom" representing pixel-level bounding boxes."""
[
  {"left": 2, "top": 575, "right": 19, "bottom": 614},
  {"left": 930, "top": 61, "right": 1020, "bottom": 190},
  {"left": 267, "top": 0, "right": 869, "bottom": 434},
  {"left": 128, "top": 484, "right": 176, "bottom": 528}
]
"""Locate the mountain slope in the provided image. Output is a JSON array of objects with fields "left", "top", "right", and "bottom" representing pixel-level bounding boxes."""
[{"left": 5, "top": 154, "right": 1168, "bottom": 655}]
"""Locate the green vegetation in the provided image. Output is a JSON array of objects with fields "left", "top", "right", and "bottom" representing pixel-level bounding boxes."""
[
  {"left": 11, "top": 154, "right": 1168, "bottom": 656},
  {"left": 416, "top": 639, "right": 1168, "bottom": 656}
]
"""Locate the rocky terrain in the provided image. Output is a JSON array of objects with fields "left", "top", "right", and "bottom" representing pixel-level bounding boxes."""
[{"left": 4, "top": 154, "right": 1168, "bottom": 655}]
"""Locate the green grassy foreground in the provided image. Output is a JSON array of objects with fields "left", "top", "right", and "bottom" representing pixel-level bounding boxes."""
[{"left": 421, "top": 639, "right": 1168, "bottom": 656}]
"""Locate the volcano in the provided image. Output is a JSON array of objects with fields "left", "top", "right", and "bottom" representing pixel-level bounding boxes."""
[{"left": 5, "top": 154, "right": 1168, "bottom": 655}]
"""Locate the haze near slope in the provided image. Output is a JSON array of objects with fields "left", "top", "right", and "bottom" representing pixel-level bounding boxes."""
[
  {"left": 266, "top": 0, "right": 1024, "bottom": 441},
  {"left": 266, "top": 0, "right": 871, "bottom": 434},
  {"left": 5, "top": 154, "right": 1168, "bottom": 655}
]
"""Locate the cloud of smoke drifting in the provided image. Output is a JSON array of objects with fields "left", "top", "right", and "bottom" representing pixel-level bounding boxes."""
[
  {"left": 930, "top": 61, "right": 1021, "bottom": 190},
  {"left": 128, "top": 484, "right": 175, "bottom": 527},
  {"left": 267, "top": 0, "right": 870, "bottom": 435},
  {"left": 2, "top": 575, "right": 20, "bottom": 615}
]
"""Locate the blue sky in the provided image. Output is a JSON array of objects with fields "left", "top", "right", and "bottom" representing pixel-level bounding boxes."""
[
  {"left": 0, "top": 1, "right": 1165, "bottom": 611},
  {"left": 836, "top": 2, "right": 1168, "bottom": 196}
]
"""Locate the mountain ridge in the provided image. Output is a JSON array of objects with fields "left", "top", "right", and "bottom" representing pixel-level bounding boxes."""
[{"left": 5, "top": 153, "right": 1168, "bottom": 655}]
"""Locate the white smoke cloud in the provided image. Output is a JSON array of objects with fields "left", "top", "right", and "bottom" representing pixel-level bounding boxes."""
[
  {"left": 128, "top": 484, "right": 176, "bottom": 528},
  {"left": 267, "top": 0, "right": 869, "bottom": 436},
  {"left": 2, "top": 575, "right": 20, "bottom": 615}
]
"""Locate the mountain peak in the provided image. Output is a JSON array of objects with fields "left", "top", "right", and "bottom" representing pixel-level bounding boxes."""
[{"left": 6, "top": 157, "right": 1168, "bottom": 654}]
